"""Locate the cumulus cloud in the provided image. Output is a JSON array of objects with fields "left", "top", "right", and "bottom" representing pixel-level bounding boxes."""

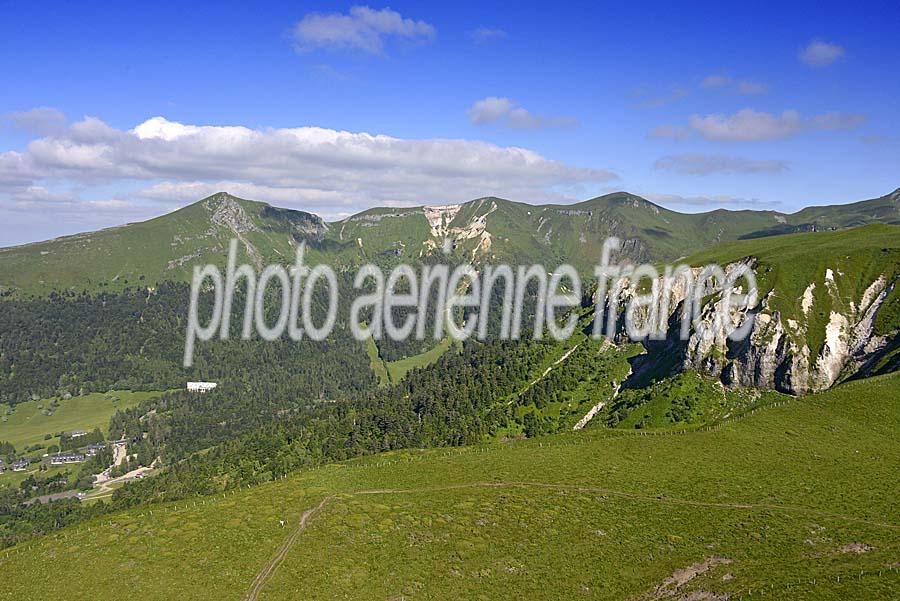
[
  {"left": 7, "top": 185, "right": 77, "bottom": 205},
  {"left": 645, "top": 192, "right": 780, "bottom": 209},
  {"left": 468, "top": 97, "right": 515, "bottom": 125},
  {"left": 4, "top": 107, "right": 67, "bottom": 136},
  {"left": 689, "top": 109, "right": 803, "bottom": 141},
  {"left": 648, "top": 125, "right": 690, "bottom": 141},
  {"left": 470, "top": 27, "right": 507, "bottom": 42},
  {"left": 654, "top": 154, "right": 788, "bottom": 175},
  {"left": 468, "top": 97, "right": 577, "bottom": 129},
  {"left": 293, "top": 6, "right": 435, "bottom": 53},
  {"left": 688, "top": 108, "right": 866, "bottom": 141},
  {"left": 800, "top": 40, "right": 845, "bottom": 67},
  {"left": 0, "top": 114, "right": 616, "bottom": 220}
]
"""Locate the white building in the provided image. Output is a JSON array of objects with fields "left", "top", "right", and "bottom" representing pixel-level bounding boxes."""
[
  {"left": 50, "top": 453, "right": 86, "bottom": 465},
  {"left": 187, "top": 381, "right": 218, "bottom": 393}
]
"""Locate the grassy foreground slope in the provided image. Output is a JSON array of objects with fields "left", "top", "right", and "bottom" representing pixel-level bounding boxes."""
[{"left": 1, "top": 373, "right": 898, "bottom": 600}]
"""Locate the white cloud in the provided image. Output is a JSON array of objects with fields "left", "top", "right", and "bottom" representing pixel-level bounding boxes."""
[
  {"left": 293, "top": 6, "right": 435, "bottom": 53},
  {"left": 800, "top": 40, "right": 845, "bottom": 67},
  {"left": 8, "top": 185, "right": 76, "bottom": 205},
  {"left": 0, "top": 114, "right": 616, "bottom": 219},
  {"left": 654, "top": 154, "right": 788, "bottom": 175},
  {"left": 640, "top": 74, "right": 769, "bottom": 108},
  {"left": 138, "top": 181, "right": 347, "bottom": 208},
  {"left": 82, "top": 199, "right": 138, "bottom": 210},
  {"left": 688, "top": 108, "right": 866, "bottom": 141},
  {"left": 689, "top": 109, "right": 803, "bottom": 141},
  {"left": 4, "top": 107, "right": 67, "bottom": 136},
  {"left": 468, "top": 97, "right": 577, "bottom": 129},
  {"left": 468, "top": 97, "right": 516, "bottom": 125},
  {"left": 470, "top": 27, "right": 507, "bottom": 42},
  {"left": 648, "top": 124, "right": 690, "bottom": 141},
  {"left": 645, "top": 192, "right": 780, "bottom": 209},
  {"left": 701, "top": 75, "right": 731, "bottom": 88}
]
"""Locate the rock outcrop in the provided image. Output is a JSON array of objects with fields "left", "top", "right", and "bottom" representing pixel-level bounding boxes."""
[{"left": 615, "top": 260, "right": 898, "bottom": 395}]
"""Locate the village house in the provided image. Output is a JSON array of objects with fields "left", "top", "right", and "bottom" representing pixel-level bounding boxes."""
[
  {"left": 82, "top": 443, "right": 107, "bottom": 456},
  {"left": 50, "top": 453, "right": 86, "bottom": 465},
  {"left": 187, "top": 381, "right": 218, "bottom": 393},
  {"left": 11, "top": 459, "right": 28, "bottom": 471}
]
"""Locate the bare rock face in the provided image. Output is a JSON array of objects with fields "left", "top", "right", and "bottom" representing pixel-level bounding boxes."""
[
  {"left": 677, "top": 265, "right": 897, "bottom": 395},
  {"left": 205, "top": 193, "right": 260, "bottom": 234},
  {"left": 292, "top": 217, "right": 328, "bottom": 242},
  {"left": 616, "top": 259, "right": 897, "bottom": 395}
]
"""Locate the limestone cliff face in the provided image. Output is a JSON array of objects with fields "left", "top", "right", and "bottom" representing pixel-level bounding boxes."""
[
  {"left": 684, "top": 266, "right": 895, "bottom": 394},
  {"left": 615, "top": 261, "right": 898, "bottom": 395}
]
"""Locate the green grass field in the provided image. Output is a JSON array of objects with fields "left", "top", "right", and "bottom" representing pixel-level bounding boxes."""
[
  {"left": 0, "top": 464, "right": 70, "bottom": 488},
  {"left": 1, "top": 372, "right": 897, "bottom": 600},
  {"left": 364, "top": 335, "right": 391, "bottom": 387},
  {"left": 364, "top": 332, "right": 454, "bottom": 386},
  {"left": 384, "top": 336, "right": 456, "bottom": 383},
  {"left": 0, "top": 390, "right": 166, "bottom": 452}
]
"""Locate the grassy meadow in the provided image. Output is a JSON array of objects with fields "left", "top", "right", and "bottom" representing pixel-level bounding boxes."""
[
  {"left": 0, "top": 390, "right": 165, "bottom": 452},
  {"left": 384, "top": 337, "right": 456, "bottom": 383},
  {"left": 0, "top": 372, "right": 897, "bottom": 600},
  {"left": 366, "top": 333, "right": 457, "bottom": 386}
]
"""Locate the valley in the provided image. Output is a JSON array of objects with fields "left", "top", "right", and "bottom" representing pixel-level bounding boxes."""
[{"left": 0, "top": 190, "right": 898, "bottom": 599}]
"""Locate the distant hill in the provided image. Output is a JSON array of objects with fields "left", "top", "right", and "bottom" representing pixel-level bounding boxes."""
[{"left": 1, "top": 188, "right": 898, "bottom": 296}]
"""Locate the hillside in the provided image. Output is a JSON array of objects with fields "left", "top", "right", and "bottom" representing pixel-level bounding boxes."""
[
  {"left": 655, "top": 225, "right": 900, "bottom": 394},
  {"left": 1, "top": 188, "right": 898, "bottom": 297},
  {"left": 1, "top": 372, "right": 897, "bottom": 600},
  {"left": 1, "top": 223, "right": 897, "bottom": 407}
]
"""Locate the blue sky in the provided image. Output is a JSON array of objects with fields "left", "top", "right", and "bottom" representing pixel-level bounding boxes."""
[{"left": 1, "top": 0, "right": 899, "bottom": 245}]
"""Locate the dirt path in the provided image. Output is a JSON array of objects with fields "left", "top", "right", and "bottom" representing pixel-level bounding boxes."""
[
  {"left": 243, "top": 496, "right": 332, "bottom": 601},
  {"left": 243, "top": 479, "right": 898, "bottom": 599}
]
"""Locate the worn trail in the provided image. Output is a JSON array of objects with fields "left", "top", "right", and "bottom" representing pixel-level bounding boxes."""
[
  {"left": 243, "top": 480, "right": 898, "bottom": 599},
  {"left": 243, "top": 496, "right": 332, "bottom": 601}
]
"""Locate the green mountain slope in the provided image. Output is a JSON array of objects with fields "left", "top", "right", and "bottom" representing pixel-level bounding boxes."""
[
  {"left": 0, "top": 193, "right": 335, "bottom": 296},
  {"left": 1, "top": 188, "right": 897, "bottom": 297},
  {"left": 2, "top": 372, "right": 897, "bottom": 600},
  {"left": 686, "top": 224, "right": 900, "bottom": 351}
]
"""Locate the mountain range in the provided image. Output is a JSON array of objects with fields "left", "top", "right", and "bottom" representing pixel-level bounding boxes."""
[
  {"left": 1, "top": 188, "right": 898, "bottom": 297},
  {"left": 2, "top": 188, "right": 899, "bottom": 397}
]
